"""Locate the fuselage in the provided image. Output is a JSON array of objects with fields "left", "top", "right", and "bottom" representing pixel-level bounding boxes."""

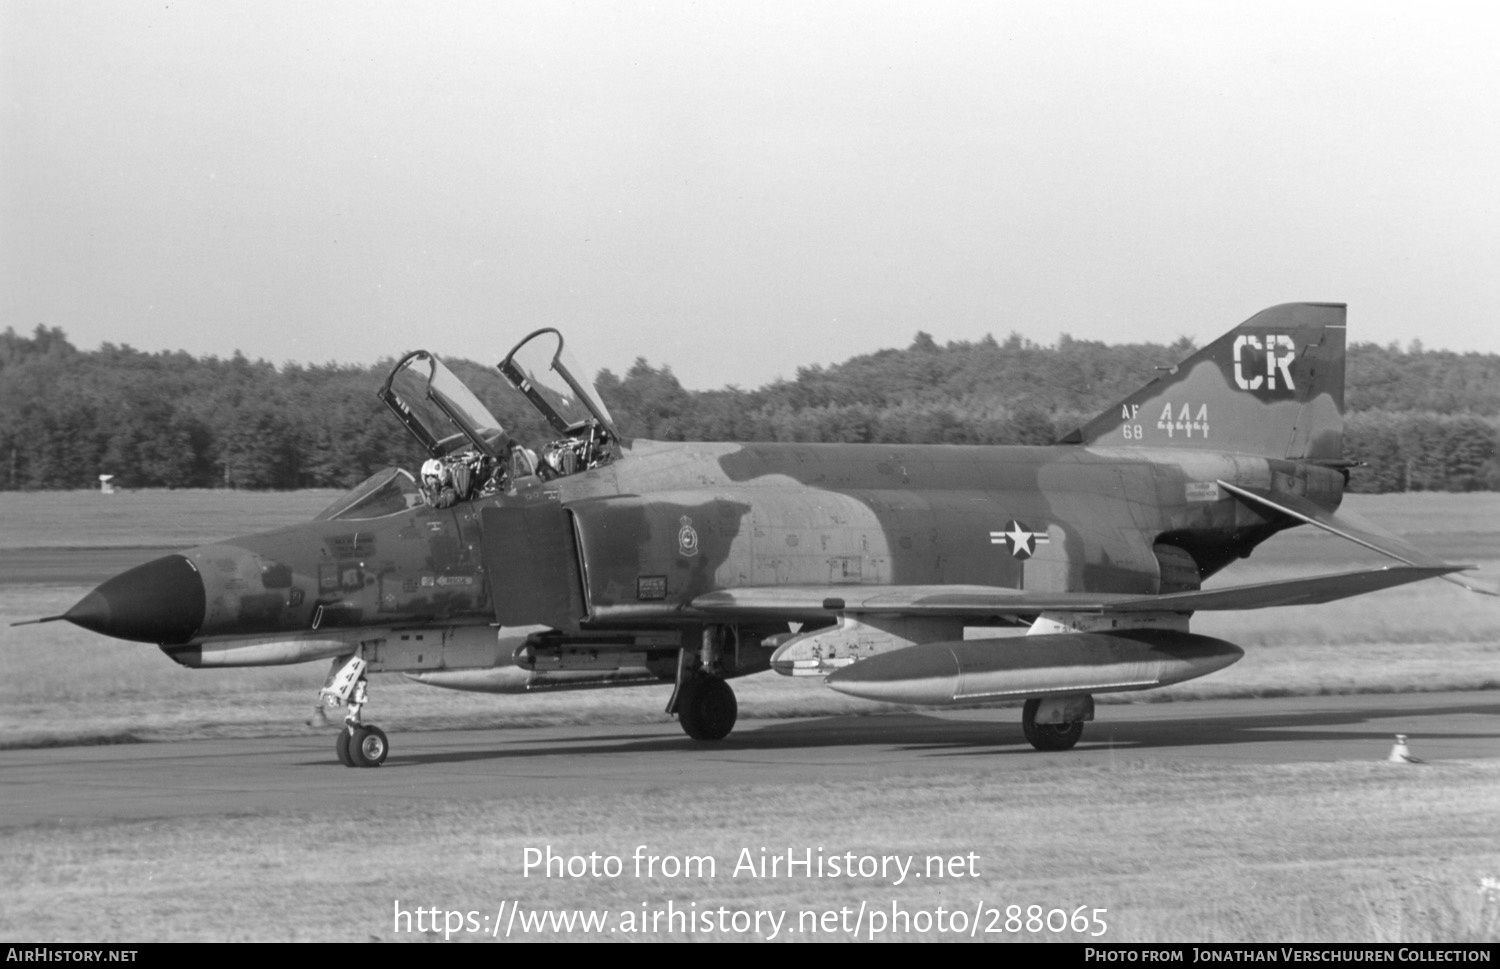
[{"left": 65, "top": 439, "right": 1343, "bottom": 669}]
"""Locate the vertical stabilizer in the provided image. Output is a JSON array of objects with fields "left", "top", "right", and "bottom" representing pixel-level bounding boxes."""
[{"left": 1062, "top": 302, "right": 1346, "bottom": 460}]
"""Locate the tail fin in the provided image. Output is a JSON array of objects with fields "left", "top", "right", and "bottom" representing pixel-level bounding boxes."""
[{"left": 1060, "top": 302, "right": 1346, "bottom": 460}]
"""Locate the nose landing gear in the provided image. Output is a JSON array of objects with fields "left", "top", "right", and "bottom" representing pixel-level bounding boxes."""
[
  {"left": 336, "top": 722, "right": 390, "bottom": 767},
  {"left": 320, "top": 655, "right": 390, "bottom": 767}
]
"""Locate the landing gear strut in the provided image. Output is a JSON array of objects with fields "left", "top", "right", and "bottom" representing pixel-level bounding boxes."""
[
  {"left": 1021, "top": 694, "right": 1092, "bottom": 751},
  {"left": 320, "top": 655, "right": 389, "bottom": 767}
]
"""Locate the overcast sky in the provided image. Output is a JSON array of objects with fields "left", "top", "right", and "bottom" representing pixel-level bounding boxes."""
[{"left": 4, "top": 2, "right": 1498, "bottom": 389}]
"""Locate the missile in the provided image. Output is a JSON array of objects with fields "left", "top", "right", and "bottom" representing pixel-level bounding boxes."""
[{"left": 823, "top": 629, "right": 1243, "bottom": 705}]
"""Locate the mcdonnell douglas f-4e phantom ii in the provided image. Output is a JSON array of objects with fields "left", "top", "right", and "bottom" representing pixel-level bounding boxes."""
[{"left": 33, "top": 303, "right": 1495, "bottom": 765}]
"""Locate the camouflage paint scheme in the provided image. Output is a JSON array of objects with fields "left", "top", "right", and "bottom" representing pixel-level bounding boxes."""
[{"left": 51, "top": 304, "right": 1486, "bottom": 760}]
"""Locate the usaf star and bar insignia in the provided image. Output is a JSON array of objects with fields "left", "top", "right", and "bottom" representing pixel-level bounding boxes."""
[{"left": 990, "top": 520, "right": 1050, "bottom": 559}]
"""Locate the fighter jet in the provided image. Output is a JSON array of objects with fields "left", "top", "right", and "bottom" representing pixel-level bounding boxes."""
[{"left": 30, "top": 303, "right": 1493, "bottom": 766}]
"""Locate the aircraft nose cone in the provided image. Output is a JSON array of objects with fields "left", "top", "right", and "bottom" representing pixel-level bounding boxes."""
[{"left": 64, "top": 554, "right": 205, "bottom": 644}]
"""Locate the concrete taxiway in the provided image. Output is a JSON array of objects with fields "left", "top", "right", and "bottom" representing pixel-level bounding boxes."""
[{"left": 1, "top": 691, "right": 1495, "bottom": 828}]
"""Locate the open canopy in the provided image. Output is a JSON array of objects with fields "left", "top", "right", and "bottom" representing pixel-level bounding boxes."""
[
  {"left": 379, "top": 351, "right": 509, "bottom": 459},
  {"left": 497, "top": 328, "right": 619, "bottom": 442}
]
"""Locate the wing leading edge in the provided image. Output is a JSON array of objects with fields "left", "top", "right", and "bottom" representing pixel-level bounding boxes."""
[{"left": 689, "top": 564, "right": 1463, "bottom": 621}]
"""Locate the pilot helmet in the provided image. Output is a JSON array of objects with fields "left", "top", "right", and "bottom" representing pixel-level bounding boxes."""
[{"left": 421, "top": 458, "right": 445, "bottom": 486}]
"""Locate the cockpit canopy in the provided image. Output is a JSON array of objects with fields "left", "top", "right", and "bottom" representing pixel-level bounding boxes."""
[
  {"left": 377, "top": 332, "right": 621, "bottom": 492},
  {"left": 498, "top": 328, "right": 620, "bottom": 472},
  {"left": 498, "top": 329, "right": 619, "bottom": 442},
  {"left": 379, "top": 351, "right": 509, "bottom": 459}
]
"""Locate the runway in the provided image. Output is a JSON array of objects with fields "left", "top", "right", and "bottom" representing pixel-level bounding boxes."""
[
  {"left": 1, "top": 547, "right": 174, "bottom": 587},
  {"left": 2, "top": 691, "right": 1495, "bottom": 828}
]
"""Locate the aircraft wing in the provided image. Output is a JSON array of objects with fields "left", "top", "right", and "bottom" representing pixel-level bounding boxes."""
[
  {"left": 689, "top": 564, "right": 1463, "bottom": 620},
  {"left": 1216, "top": 480, "right": 1497, "bottom": 596}
]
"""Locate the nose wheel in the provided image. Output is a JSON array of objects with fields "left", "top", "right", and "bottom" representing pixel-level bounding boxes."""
[
  {"left": 337, "top": 724, "right": 390, "bottom": 767},
  {"left": 319, "top": 654, "right": 391, "bottom": 767}
]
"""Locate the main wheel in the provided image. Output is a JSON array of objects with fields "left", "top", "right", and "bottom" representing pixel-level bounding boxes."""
[
  {"left": 349, "top": 725, "right": 389, "bottom": 767},
  {"left": 1022, "top": 698, "right": 1084, "bottom": 751},
  {"left": 336, "top": 727, "right": 356, "bottom": 767},
  {"left": 677, "top": 675, "right": 737, "bottom": 741}
]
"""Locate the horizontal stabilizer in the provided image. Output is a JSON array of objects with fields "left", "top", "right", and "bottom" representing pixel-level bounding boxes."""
[
  {"left": 690, "top": 564, "right": 1463, "bottom": 620},
  {"left": 1217, "top": 480, "right": 1497, "bottom": 596}
]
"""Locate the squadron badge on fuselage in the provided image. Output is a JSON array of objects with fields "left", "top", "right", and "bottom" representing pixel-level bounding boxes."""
[{"left": 678, "top": 516, "right": 700, "bottom": 557}]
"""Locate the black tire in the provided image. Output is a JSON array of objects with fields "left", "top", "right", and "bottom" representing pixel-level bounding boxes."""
[
  {"left": 677, "top": 675, "right": 737, "bottom": 741},
  {"left": 353, "top": 725, "right": 389, "bottom": 767},
  {"left": 336, "top": 727, "right": 356, "bottom": 767},
  {"left": 1022, "top": 698, "right": 1084, "bottom": 751}
]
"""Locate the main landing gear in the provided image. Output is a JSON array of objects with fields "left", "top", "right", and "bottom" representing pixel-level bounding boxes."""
[
  {"left": 1021, "top": 694, "right": 1094, "bottom": 751},
  {"left": 319, "top": 655, "right": 389, "bottom": 767},
  {"left": 676, "top": 673, "right": 738, "bottom": 741},
  {"left": 667, "top": 627, "right": 739, "bottom": 741}
]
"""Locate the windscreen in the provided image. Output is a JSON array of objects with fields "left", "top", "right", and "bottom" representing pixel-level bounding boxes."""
[{"left": 313, "top": 468, "right": 423, "bottom": 521}]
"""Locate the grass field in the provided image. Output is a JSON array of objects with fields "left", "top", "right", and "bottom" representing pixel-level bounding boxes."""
[{"left": 0, "top": 488, "right": 342, "bottom": 549}]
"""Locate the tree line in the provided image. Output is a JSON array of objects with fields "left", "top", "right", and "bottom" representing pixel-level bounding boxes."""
[{"left": 2, "top": 325, "right": 1497, "bottom": 494}]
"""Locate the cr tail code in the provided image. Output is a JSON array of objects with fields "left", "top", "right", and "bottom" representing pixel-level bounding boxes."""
[{"left": 1232, "top": 334, "right": 1295, "bottom": 391}]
